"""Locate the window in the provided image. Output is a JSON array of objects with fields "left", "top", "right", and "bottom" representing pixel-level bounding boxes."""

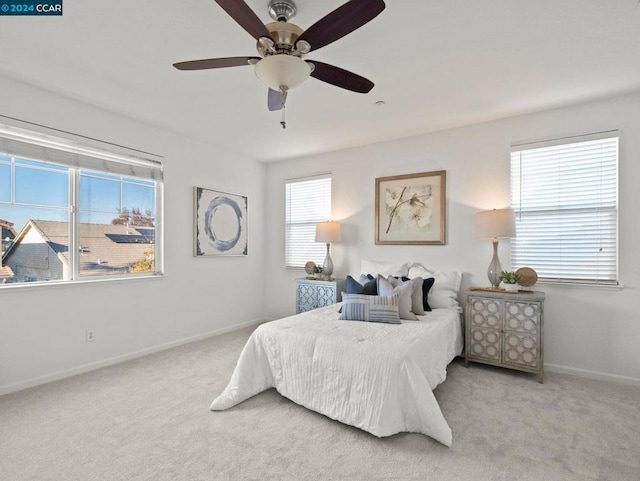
[
  {"left": 0, "top": 123, "right": 163, "bottom": 285},
  {"left": 510, "top": 132, "right": 618, "bottom": 285},
  {"left": 285, "top": 174, "right": 331, "bottom": 269}
]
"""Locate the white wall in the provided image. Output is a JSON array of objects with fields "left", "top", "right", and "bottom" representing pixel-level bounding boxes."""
[
  {"left": 3, "top": 75, "right": 638, "bottom": 393},
  {"left": 265, "top": 91, "right": 640, "bottom": 385},
  {"left": 0, "top": 75, "right": 267, "bottom": 395}
]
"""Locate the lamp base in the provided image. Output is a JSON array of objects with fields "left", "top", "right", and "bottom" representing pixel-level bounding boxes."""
[
  {"left": 487, "top": 238, "right": 502, "bottom": 289},
  {"left": 322, "top": 243, "right": 333, "bottom": 280}
]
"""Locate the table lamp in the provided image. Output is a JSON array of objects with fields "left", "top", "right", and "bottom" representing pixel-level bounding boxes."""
[
  {"left": 315, "top": 221, "right": 341, "bottom": 280},
  {"left": 475, "top": 208, "right": 515, "bottom": 289}
]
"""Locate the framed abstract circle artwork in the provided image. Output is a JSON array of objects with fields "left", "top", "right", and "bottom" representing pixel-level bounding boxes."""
[{"left": 194, "top": 186, "right": 248, "bottom": 256}]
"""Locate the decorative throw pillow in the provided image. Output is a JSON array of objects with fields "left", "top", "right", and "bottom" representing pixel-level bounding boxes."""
[
  {"left": 339, "top": 293, "right": 401, "bottom": 324},
  {"left": 386, "top": 275, "right": 426, "bottom": 315},
  {"left": 376, "top": 275, "right": 417, "bottom": 321},
  {"left": 360, "top": 260, "right": 410, "bottom": 278},
  {"left": 420, "top": 277, "right": 435, "bottom": 311},
  {"left": 346, "top": 275, "right": 378, "bottom": 295},
  {"left": 408, "top": 264, "right": 462, "bottom": 309}
]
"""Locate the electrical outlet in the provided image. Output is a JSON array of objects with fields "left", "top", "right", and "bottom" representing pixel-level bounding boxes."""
[{"left": 86, "top": 329, "right": 95, "bottom": 342}]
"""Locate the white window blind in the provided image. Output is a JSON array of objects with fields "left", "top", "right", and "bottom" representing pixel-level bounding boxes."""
[
  {"left": 0, "top": 123, "right": 162, "bottom": 180},
  {"left": 285, "top": 174, "right": 331, "bottom": 269},
  {"left": 510, "top": 132, "right": 618, "bottom": 285}
]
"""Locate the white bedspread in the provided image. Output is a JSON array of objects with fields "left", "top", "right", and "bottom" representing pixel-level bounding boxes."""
[{"left": 210, "top": 304, "right": 463, "bottom": 446}]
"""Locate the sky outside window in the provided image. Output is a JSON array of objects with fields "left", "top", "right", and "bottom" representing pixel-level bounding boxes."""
[
  {"left": 0, "top": 161, "right": 10, "bottom": 203},
  {"left": 0, "top": 157, "right": 156, "bottom": 233},
  {"left": 14, "top": 164, "right": 69, "bottom": 207}
]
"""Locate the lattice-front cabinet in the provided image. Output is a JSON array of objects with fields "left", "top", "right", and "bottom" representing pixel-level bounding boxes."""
[
  {"left": 465, "top": 290, "right": 545, "bottom": 382},
  {"left": 296, "top": 278, "right": 345, "bottom": 314}
]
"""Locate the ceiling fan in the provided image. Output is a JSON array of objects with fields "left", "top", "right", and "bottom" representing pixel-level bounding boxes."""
[{"left": 173, "top": 0, "right": 385, "bottom": 120}]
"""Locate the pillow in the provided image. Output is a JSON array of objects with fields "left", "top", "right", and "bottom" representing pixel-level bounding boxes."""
[
  {"left": 346, "top": 274, "right": 378, "bottom": 295},
  {"left": 377, "top": 275, "right": 417, "bottom": 321},
  {"left": 386, "top": 275, "right": 426, "bottom": 315},
  {"left": 360, "top": 260, "right": 410, "bottom": 278},
  {"left": 408, "top": 264, "right": 462, "bottom": 309},
  {"left": 407, "top": 264, "right": 433, "bottom": 280},
  {"left": 339, "top": 293, "right": 401, "bottom": 324},
  {"left": 420, "top": 277, "right": 436, "bottom": 311}
]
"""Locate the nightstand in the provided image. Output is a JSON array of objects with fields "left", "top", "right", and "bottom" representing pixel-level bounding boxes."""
[
  {"left": 465, "top": 289, "right": 545, "bottom": 383},
  {"left": 296, "top": 278, "right": 345, "bottom": 314}
]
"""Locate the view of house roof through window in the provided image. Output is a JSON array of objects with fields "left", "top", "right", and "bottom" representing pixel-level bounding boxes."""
[{"left": 0, "top": 123, "right": 163, "bottom": 285}]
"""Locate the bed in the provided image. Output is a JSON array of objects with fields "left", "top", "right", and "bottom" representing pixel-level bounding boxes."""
[{"left": 210, "top": 298, "right": 463, "bottom": 447}]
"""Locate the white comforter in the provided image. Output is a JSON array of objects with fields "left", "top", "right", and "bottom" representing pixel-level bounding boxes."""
[{"left": 210, "top": 304, "right": 463, "bottom": 446}]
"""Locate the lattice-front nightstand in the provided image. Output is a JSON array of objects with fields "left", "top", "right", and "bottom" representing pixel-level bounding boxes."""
[
  {"left": 296, "top": 278, "right": 345, "bottom": 314},
  {"left": 465, "top": 289, "right": 545, "bottom": 383}
]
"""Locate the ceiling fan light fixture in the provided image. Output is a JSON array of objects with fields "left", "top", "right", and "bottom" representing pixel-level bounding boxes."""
[{"left": 254, "top": 55, "right": 311, "bottom": 91}]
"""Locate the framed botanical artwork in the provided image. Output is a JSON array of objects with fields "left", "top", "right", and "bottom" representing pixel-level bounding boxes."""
[
  {"left": 375, "top": 170, "right": 446, "bottom": 245},
  {"left": 194, "top": 187, "right": 248, "bottom": 256}
]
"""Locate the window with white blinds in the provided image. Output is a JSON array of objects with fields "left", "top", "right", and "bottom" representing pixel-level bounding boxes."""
[
  {"left": 0, "top": 122, "right": 163, "bottom": 286},
  {"left": 510, "top": 132, "right": 618, "bottom": 285},
  {"left": 285, "top": 174, "right": 331, "bottom": 269}
]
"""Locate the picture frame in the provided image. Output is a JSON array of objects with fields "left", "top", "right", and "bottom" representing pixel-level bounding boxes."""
[
  {"left": 194, "top": 186, "right": 248, "bottom": 256},
  {"left": 375, "top": 170, "right": 446, "bottom": 245}
]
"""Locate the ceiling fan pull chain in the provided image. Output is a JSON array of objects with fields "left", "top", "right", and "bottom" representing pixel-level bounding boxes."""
[{"left": 280, "top": 86, "right": 287, "bottom": 129}]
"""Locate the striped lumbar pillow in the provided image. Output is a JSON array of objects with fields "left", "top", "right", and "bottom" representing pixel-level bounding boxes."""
[{"left": 339, "top": 293, "right": 401, "bottom": 324}]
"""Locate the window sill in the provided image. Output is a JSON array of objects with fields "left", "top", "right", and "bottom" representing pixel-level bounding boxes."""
[{"left": 0, "top": 273, "right": 166, "bottom": 291}]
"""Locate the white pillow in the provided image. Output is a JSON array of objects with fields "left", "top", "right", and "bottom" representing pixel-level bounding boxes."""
[
  {"left": 408, "top": 264, "right": 433, "bottom": 279},
  {"left": 361, "top": 260, "right": 410, "bottom": 278},
  {"left": 377, "top": 275, "right": 416, "bottom": 320},
  {"left": 408, "top": 264, "right": 462, "bottom": 309}
]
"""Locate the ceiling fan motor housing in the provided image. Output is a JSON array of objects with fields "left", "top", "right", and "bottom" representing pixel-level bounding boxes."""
[{"left": 258, "top": 22, "right": 306, "bottom": 57}]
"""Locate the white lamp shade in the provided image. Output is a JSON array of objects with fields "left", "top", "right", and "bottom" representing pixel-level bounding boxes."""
[
  {"left": 315, "top": 222, "right": 341, "bottom": 243},
  {"left": 254, "top": 55, "right": 312, "bottom": 91},
  {"left": 475, "top": 208, "right": 516, "bottom": 239}
]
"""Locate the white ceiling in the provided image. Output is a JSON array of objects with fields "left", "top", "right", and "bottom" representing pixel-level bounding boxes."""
[{"left": 2, "top": 0, "right": 640, "bottom": 162}]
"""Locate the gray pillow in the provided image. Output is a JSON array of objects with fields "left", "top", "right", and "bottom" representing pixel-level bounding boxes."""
[
  {"left": 377, "top": 275, "right": 417, "bottom": 321},
  {"left": 386, "top": 275, "right": 425, "bottom": 316}
]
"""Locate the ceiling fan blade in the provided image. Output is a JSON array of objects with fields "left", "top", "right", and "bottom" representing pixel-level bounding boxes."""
[
  {"left": 268, "top": 88, "right": 287, "bottom": 111},
  {"left": 309, "top": 61, "right": 374, "bottom": 93},
  {"left": 297, "top": 0, "right": 385, "bottom": 52},
  {"left": 214, "top": 0, "right": 271, "bottom": 40},
  {"left": 173, "top": 57, "right": 260, "bottom": 71}
]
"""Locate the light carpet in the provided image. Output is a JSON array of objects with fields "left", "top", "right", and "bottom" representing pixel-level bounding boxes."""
[{"left": 1, "top": 325, "right": 639, "bottom": 481}]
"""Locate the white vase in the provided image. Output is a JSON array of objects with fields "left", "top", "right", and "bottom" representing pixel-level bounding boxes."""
[{"left": 504, "top": 283, "right": 519, "bottom": 292}]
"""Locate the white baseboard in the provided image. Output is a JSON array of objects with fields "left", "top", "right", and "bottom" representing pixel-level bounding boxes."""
[
  {"left": 4, "top": 324, "right": 638, "bottom": 396},
  {"left": 0, "top": 318, "right": 266, "bottom": 397},
  {"left": 545, "top": 363, "right": 640, "bottom": 387}
]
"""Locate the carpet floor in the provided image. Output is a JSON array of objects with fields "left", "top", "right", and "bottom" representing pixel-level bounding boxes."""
[{"left": 1, "top": 325, "right": 639, "bottom": 481}]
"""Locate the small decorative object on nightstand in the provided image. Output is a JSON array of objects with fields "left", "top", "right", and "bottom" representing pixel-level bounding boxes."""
[
  {"left": 465, "top": 289, "right": 545, "bottom": 382},
  {"left": 296, "top": 278, "right": 345, "bottom": 314},
  {"left": 516, "top": 267, "right": 538, "bottom": 288},
  {"left": 500, "top": 270, "right": 521, "bottom": 291}
]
